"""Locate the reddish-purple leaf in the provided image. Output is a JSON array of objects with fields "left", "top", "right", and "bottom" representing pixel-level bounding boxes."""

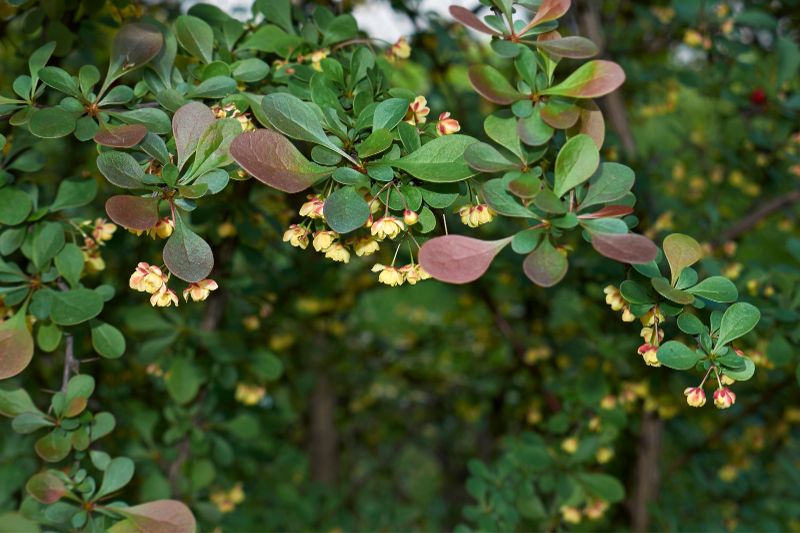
[
  {"left": 539, "top": 99, "right": 580, "bottom": 129},
  {"left": 534, "top": 35, "right": 598, "bottom": 59},
  {"left": 542, "top": 60, "right": 625, "bottom": 99},
  {"left": 172, "top": 101, "right": 216, "bottom": 169},
  {"left": 419, "top": 235, "right": 513, "bottom": 284},
  {"left": 468, "top": 65, "right": 523, "bottom": 105},
  {"left": 105, "top": 195, "right": 159, "bottom": 231},
  {"left": 230, "top": 129, "right": 333, "bottom": 193},
  {"left": 578, "top": 205, "right": 633, "bottom": 219},
  {"left": 26, "top": 472, "right": 67, "bottom": 504},
  {"left": 591, "top": 232, "right": 658, "bottom": 264},
  {"left": 523, "top": 0, "right": 571, "bottom": 32},
  {"left": 523, "top": 239, "right": 568, "bottom": 287},
  {"left": 93, "top": 124, "right": 148, "bottom": 148},
  {"left": 449, "top": 5, "right": 500, "bottom": 35},
  {"left": 111, "top": 23, "right": 164, "bottom": 72},
  {"left": 110, "top": 500, "right": 196, "bottom": 533},
  {"left": 567, "top": 100, "right": 605, "bottom": 149},
  {"left": 0, "top": 308, "right": 34, "bottom": 381}
]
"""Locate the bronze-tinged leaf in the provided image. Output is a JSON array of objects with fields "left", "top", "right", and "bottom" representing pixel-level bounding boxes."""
[
  {"left": 663, "top": 233, "right": 703, "bottom": 286},
  {"left": 539, "top": 99, "right": 580, "bottom": 129},
  {"left": 468, "top": 65, "right": 523, "bottom": 105},
  {"left": 0, "top": 309, "right": 34, "bottom": 381},
  {"left": 523, "top": 0, "right": 571, "bottom": 32},
  {"left": 230, "top": 129, "right": 333, "bottom": 193},
  {"left": 449, "top": 5, "right": 500, "bottom": 35},
  {"left": 105, "top": 195, "right": 159, "bottom": 231},
  {"left": 534, "top": 34, "right": 599, "bottom": 59},
  {"left": 94, "top": 124, "right": 148, "bottom": 148},
  {"left": 542, "top": 60, "right": 626, "bottom": 99},
  {"left": 419, "top": 235, "right": 513, "bottom": 284},
  {"left": 591, "top": 232, "right": 658, "bottom": 264},
  {"left": 172, "top": 101, "right": 216, "bottom": 169},
  {"left": 108, "top": 500, "right": 196, "bottom": 533},
  {"left": 577, "top": 205, "right": 633, "bottom": 219},
  {"left": 26, "top": 471, "right": 68, "bottom": 504},
  {"left": 523, "top": 239, "right": 568, "bottom": 287},
  {"left": 567, "top": 100, "right": 605, "bottom": 149},
  {"left": 111, "top": 23, "right": 164, "bottom": 72}
]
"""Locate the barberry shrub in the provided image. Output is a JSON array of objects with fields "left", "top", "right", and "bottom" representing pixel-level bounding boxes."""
[{"left": 0, "top": 0, "right": 792, "bottom": 530}]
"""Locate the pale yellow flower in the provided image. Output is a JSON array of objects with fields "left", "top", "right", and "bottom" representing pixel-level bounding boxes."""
[{"left": 182, "top": 279, "right": 219, "bottom": 302}]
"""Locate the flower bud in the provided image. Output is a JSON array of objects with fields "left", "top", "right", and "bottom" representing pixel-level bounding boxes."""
[
  {"left": 403, "top": 209, "right": 419, "bottom": 226},
  {"left": 713, "top": 387, "right": 736, "bottom": 409},
  {"left": 683, "top": 386, "right": 706, "bottom": 407}
]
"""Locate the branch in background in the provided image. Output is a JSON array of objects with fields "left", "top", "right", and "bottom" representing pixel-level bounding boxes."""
[
  {"left": 61, "top": 334, "right": 78, "bottom": 393},
  {"left": 627, "top": 411, "right": 663, "bottom": 532},
  {"left": 577, "top": 0, "right": 638, "bottom": 159},
  {"left": 715, "top": 188, "right": 800, "bottom": 245}
]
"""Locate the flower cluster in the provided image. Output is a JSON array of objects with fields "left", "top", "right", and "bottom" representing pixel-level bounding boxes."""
[
  {"left": 210, "top": 483, "right": 245, "bottom": 514},
  {"left": 128, "top": 216, "right": 174, "bottom": 239},
  {"left": 80, "top": 218, "right": 117, "bottom": 273},
  {"left": 559, "top": 499, "right": 609, "bottom": 524},
  {"left": 235, "top": 383, "right": 266, "bottom": 406},
  {"left": 371, "top": 263, "right": 430, "bottom": 287},
  {"left": 129, "top": 262, "right": 217, "bottom": 308}
]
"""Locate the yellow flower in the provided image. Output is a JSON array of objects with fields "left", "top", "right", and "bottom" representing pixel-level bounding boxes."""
[
  {"left": 182, "top": 279, "right": 219, "bottom": 302},
  {"left": 313, "top": 230, "right": 337, "bottom": 252},
  {"left": 129, "top": 262, "right": 167, "bottom": 294},
  {"left": 713, "top": 387, "right": 736, "bottom": 409},
  {"left": 150, "top": 285, "right": 179, "bottom": 308},
  {"left": 372, "top": 264, "right": 404, "bottom": 286},
  {"left": 299, "top": 194, "right": 325, "bottom": 219},
  {"left": 603, "top": 285, "right": 625, "bottom": 311},
  {"left": 389, "top": 36, "right": 411, "bottom": 60},
  {"left": 683, "top": 29, "right": 704, "bottom": 47},
  {"left": 235, "top": 383, "right": 265, "bottom": 406},
  {"left": 282, "top": 224, "right": 309, "bottom": 249},
  {"left": 458, "top": 204, "right": 495, "bottom": 227},
  {"left": 399, "top": 264, "right": 429, "bottom": 285},
  {"left": 584, "top": 499, "right": 609, "bottom": 520},
  {"left": 371, "top": 216, "right": 405, "bottom": 240},
  {"left": 405, "top": 96, "right": 430, "bottom": 125},
  {"left": 561, "top": 437, "right": 579, "bottom": 454},
  {"left": 152, "top": 217, "right": 174, "bottom": 239},
  {"left": 92, "top": 218, "right": 117, "bottom": 242},
  {"left": 436, "top": 112, "right": 461, "bottom": 136},
  {"left": 683, "top": 386, "right": 706, "bottom": 407},
  {"left": 560, "top": 505, "right": 582, "bottom": 524},
  {"left": 324, "top": 243, "right": 350, "bottom": 263},
  {"left": 352, "top": 236, "right": 380, "bottom": 257},
  {"left": 218, "top": 221, "right": 237, "bottom": 238},
  {"left": 596, "top": 447, "right": 614, "bottom": 464},
  {"left": 309, "top": 48, "right": 329, "bottom": 71},
  {"left": 637, "top": 343, "right": 660, "bottom": 367},
  {"left": 83, "top": 249, "right": 105, "bottom": 273}
]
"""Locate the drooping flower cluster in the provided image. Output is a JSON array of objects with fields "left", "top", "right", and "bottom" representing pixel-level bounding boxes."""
[{"left": 129, "top": 262, "right": 217, "bottom": 308}]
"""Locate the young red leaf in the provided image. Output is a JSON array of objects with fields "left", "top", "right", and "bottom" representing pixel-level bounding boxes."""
[
  {"left": 591, "top": 232, "right": 658, "bottom": 264},
  {"left": 109, "top": 500, "right": 196, "bottom": 533},
  {"left": 0, "top": 308, "right": 34, "bottom": 380},
  {"left": 93, "top": 124, "right": 147, "bottom": 148},
  {"left": 468, "top": 65, "right": 523, "bottom": 105},
  {"left": 105, "top": 195, "right": 159, "bottom": 230},
  {"left": 110, "top": 23, "right": 164, "bottom": 73},
  {"left": 539, "top": 99, "right": 580, "bottom": 129},
  {"left": 419, "top": 235, "right": 513, "bottom": 284},
  {"left": 172, "top": 101, "right": 216, "bottom": 169},
  {"left": 26, "top": 471, "right": 68, "bottom": 504},
  {"left": 577, "top": 205, "right": 633, "bottom": 219},
  {"left": 523, "top": 239, "right": 568, "bottom": 287},
  {"left": 230, "top": 129, "right": 333, "bottom": 193},
  {"left": 542, "top": 60, "right": 625, "bottom": 99},
  {"left": 522, "top": 0, "right": 571, "bottom": 33},
  {"left": 449, "top": 5, "right": 500, "bottom": 35}
]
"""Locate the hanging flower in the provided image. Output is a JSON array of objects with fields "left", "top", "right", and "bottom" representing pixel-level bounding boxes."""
[
  {"left": 299, "top": 194, "right": 326, "bottom": 219},
  {"left": 405, "top": 96, "right": 430, "bottom": 125},
  {"left": 150, "top": 285, "right": 179, "bottom": 308},
  {"left": 371, "top": 216, "right": 405, "bottom": 240},
  {"left": 683, "top": 386, "right": 706, "bottom": 407},
  {"left": 324, "top": 243, "right": 350, "bottom": 263},
  {"left": 352, "top": 236, "right": 380, "bottom": 257},
  {"left": 312, "top": 230, "right": 337, "bottom": 253},
  {"left": 637, "top": 343, "right": 660, "bottom": 367},
  {"left": 129, "top": 262, "right": 167, "bottom": 294},
  {"left": 713, "top": 387, "right": 736, "bottom": 409},
  {"left": 436, "top": 112, "right": 461, "bottom": 136},
  {"left": 372, "top": 264, "right": 405, "bottom": 286},
  {"left": 282, "top": 224, "right": 310, "bottom": 249},
  {"left": 92, "top": 218, "right": 117, "bottom": 242},
  {"left": 182, "top": 279, "right": 219, "bottom": 302},
  {"left": 388, "top": 36, "right": 411, "bottom": 60}
]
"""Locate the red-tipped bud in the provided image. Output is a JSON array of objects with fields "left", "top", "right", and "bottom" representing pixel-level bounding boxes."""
[
  {"left": 713, "top": 387, "right": 736, "bottom": 409},
  {"left": 683, "top": 386, "right": 706, "bottom": 407}
]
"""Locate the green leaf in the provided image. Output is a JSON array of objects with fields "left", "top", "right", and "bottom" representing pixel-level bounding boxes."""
[
  {"left": 356, "top": 129, "right": 393, "bottom": 159},
  {"left": 29, "top": 41, "right": 57, "bottom": 93},
  {"left": 97, "top": 151, "right": 145, "bottom": 189},
  {"left": 651, "top": 276, "right": 695, "bottom": 305},
  {"left": 542, "top": 60, "right": 625, "bottom": 98},
  {"left": 553, "top": 134, "right": 599, "bottom": 197},
  {"left": 91, "top": 321, "right": 126, "bottom": 359},
  {"left": 579, "top": 163, "right": 634, "bottom": 209},
  {"left": 0, "top": 386, "right": 41, "bottom": 417},
  {"left": 323, "top": 186, "right": 370, "bottom": 234},
  {"left": 240, "top": 25, "right": 303, "bottom": 55},
  {"left": 64, "top": 374, "right": 94, "bottom": 417},
  {"left": 481, "top": 179, "right": 537, "bottom": 218},
  {"left": 657, "top": 340, "right": 702, "bottom": 370},
  {"left": 32, "top": 222, "right": 65, "bottom": 269},
  {"left": 523, "top": 239, "right": 568, "bottom": 287},
  {"left": 261, "top": 93, "right": 347, "bottom": 158},
  {"left": 517, "top": 108, "right": 554, "bottom": 146},
  {"left": 166, "top": 358, "right": 203, "bottom": 404},
  {"left": 663, "top": 233, "right": 703, "bottom": 286},
  {"left": 95, "top": 457, "right": 135, "bottom": 500},
  {"left": 372, "top": 98, "right": 409, "bottom": 132},
  {"left": 35, "top": 431, "right": 71, "bottom": 462},
  {"left": 50, "top": 178, "right": 97, "bottom": 211},
  {"left": 187, "top": 118, "right": 241, "bottom": 179},
  {"left": 677, "top": 313, "right": 706, "bottom": 335},
  {"left": 28, "top": 107, "right": 77, "bottom": 139},
  {"left": 231, "top": 58, "right": 270, "bottom": 82},
  {"left": 715, "top": 302, "right": 760, "bottom": 349},
  {"left": 575, "top": 473, "right": 625, "bottom": 503},
  {"left": 163, "top": 212, "right": 214, "bottom": 283},
  {"left": 0, "top": 188, "right": 33, "bottom": 225},
  {"left": 468, "top": 65, "right": 523, "bottom": 105},
  {"left": 391, "top": 135, "right": 479, "bottom": 183},
  {"left": 686, "top": 276, "right": 738, "bottom": 303},
  {"left": 55, "top": 243, "right": 84, "bottom": 288},
  {"left": 533, "top": 36, "right": 599, "bottom": 59},
  {"left": 12, "top": 412, "right": 54, "bottom": 434},
  {"left": 37, "top": 67, "right": 80, "bottom": 97},
  {"left": 619, "top": 280, "right": 652, "bottom": 305},
  {"left": 51, "top": 289, "right": 104, "bottom": 326},
  {"left": 36, "top": 321, "right": 62, "bottom": 353},
  {"left": 109, "top": 23, "right": 163, "bottom": 75},
  {"left": 484, "top": 113, "right": 523, "bottom": 161},
  {"left": 186, "top": 75, "right": 237, "bottom": 99},
  {"left": 722, "top": 356, "right": 755, "bottom": 382},
  {"left": 175, "top": 15, "right": 214, "bottom": 63}
]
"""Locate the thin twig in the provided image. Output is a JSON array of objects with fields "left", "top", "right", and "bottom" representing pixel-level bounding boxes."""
[{"left": 715, "top": 188, "right": 800, "bottom": 245}]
